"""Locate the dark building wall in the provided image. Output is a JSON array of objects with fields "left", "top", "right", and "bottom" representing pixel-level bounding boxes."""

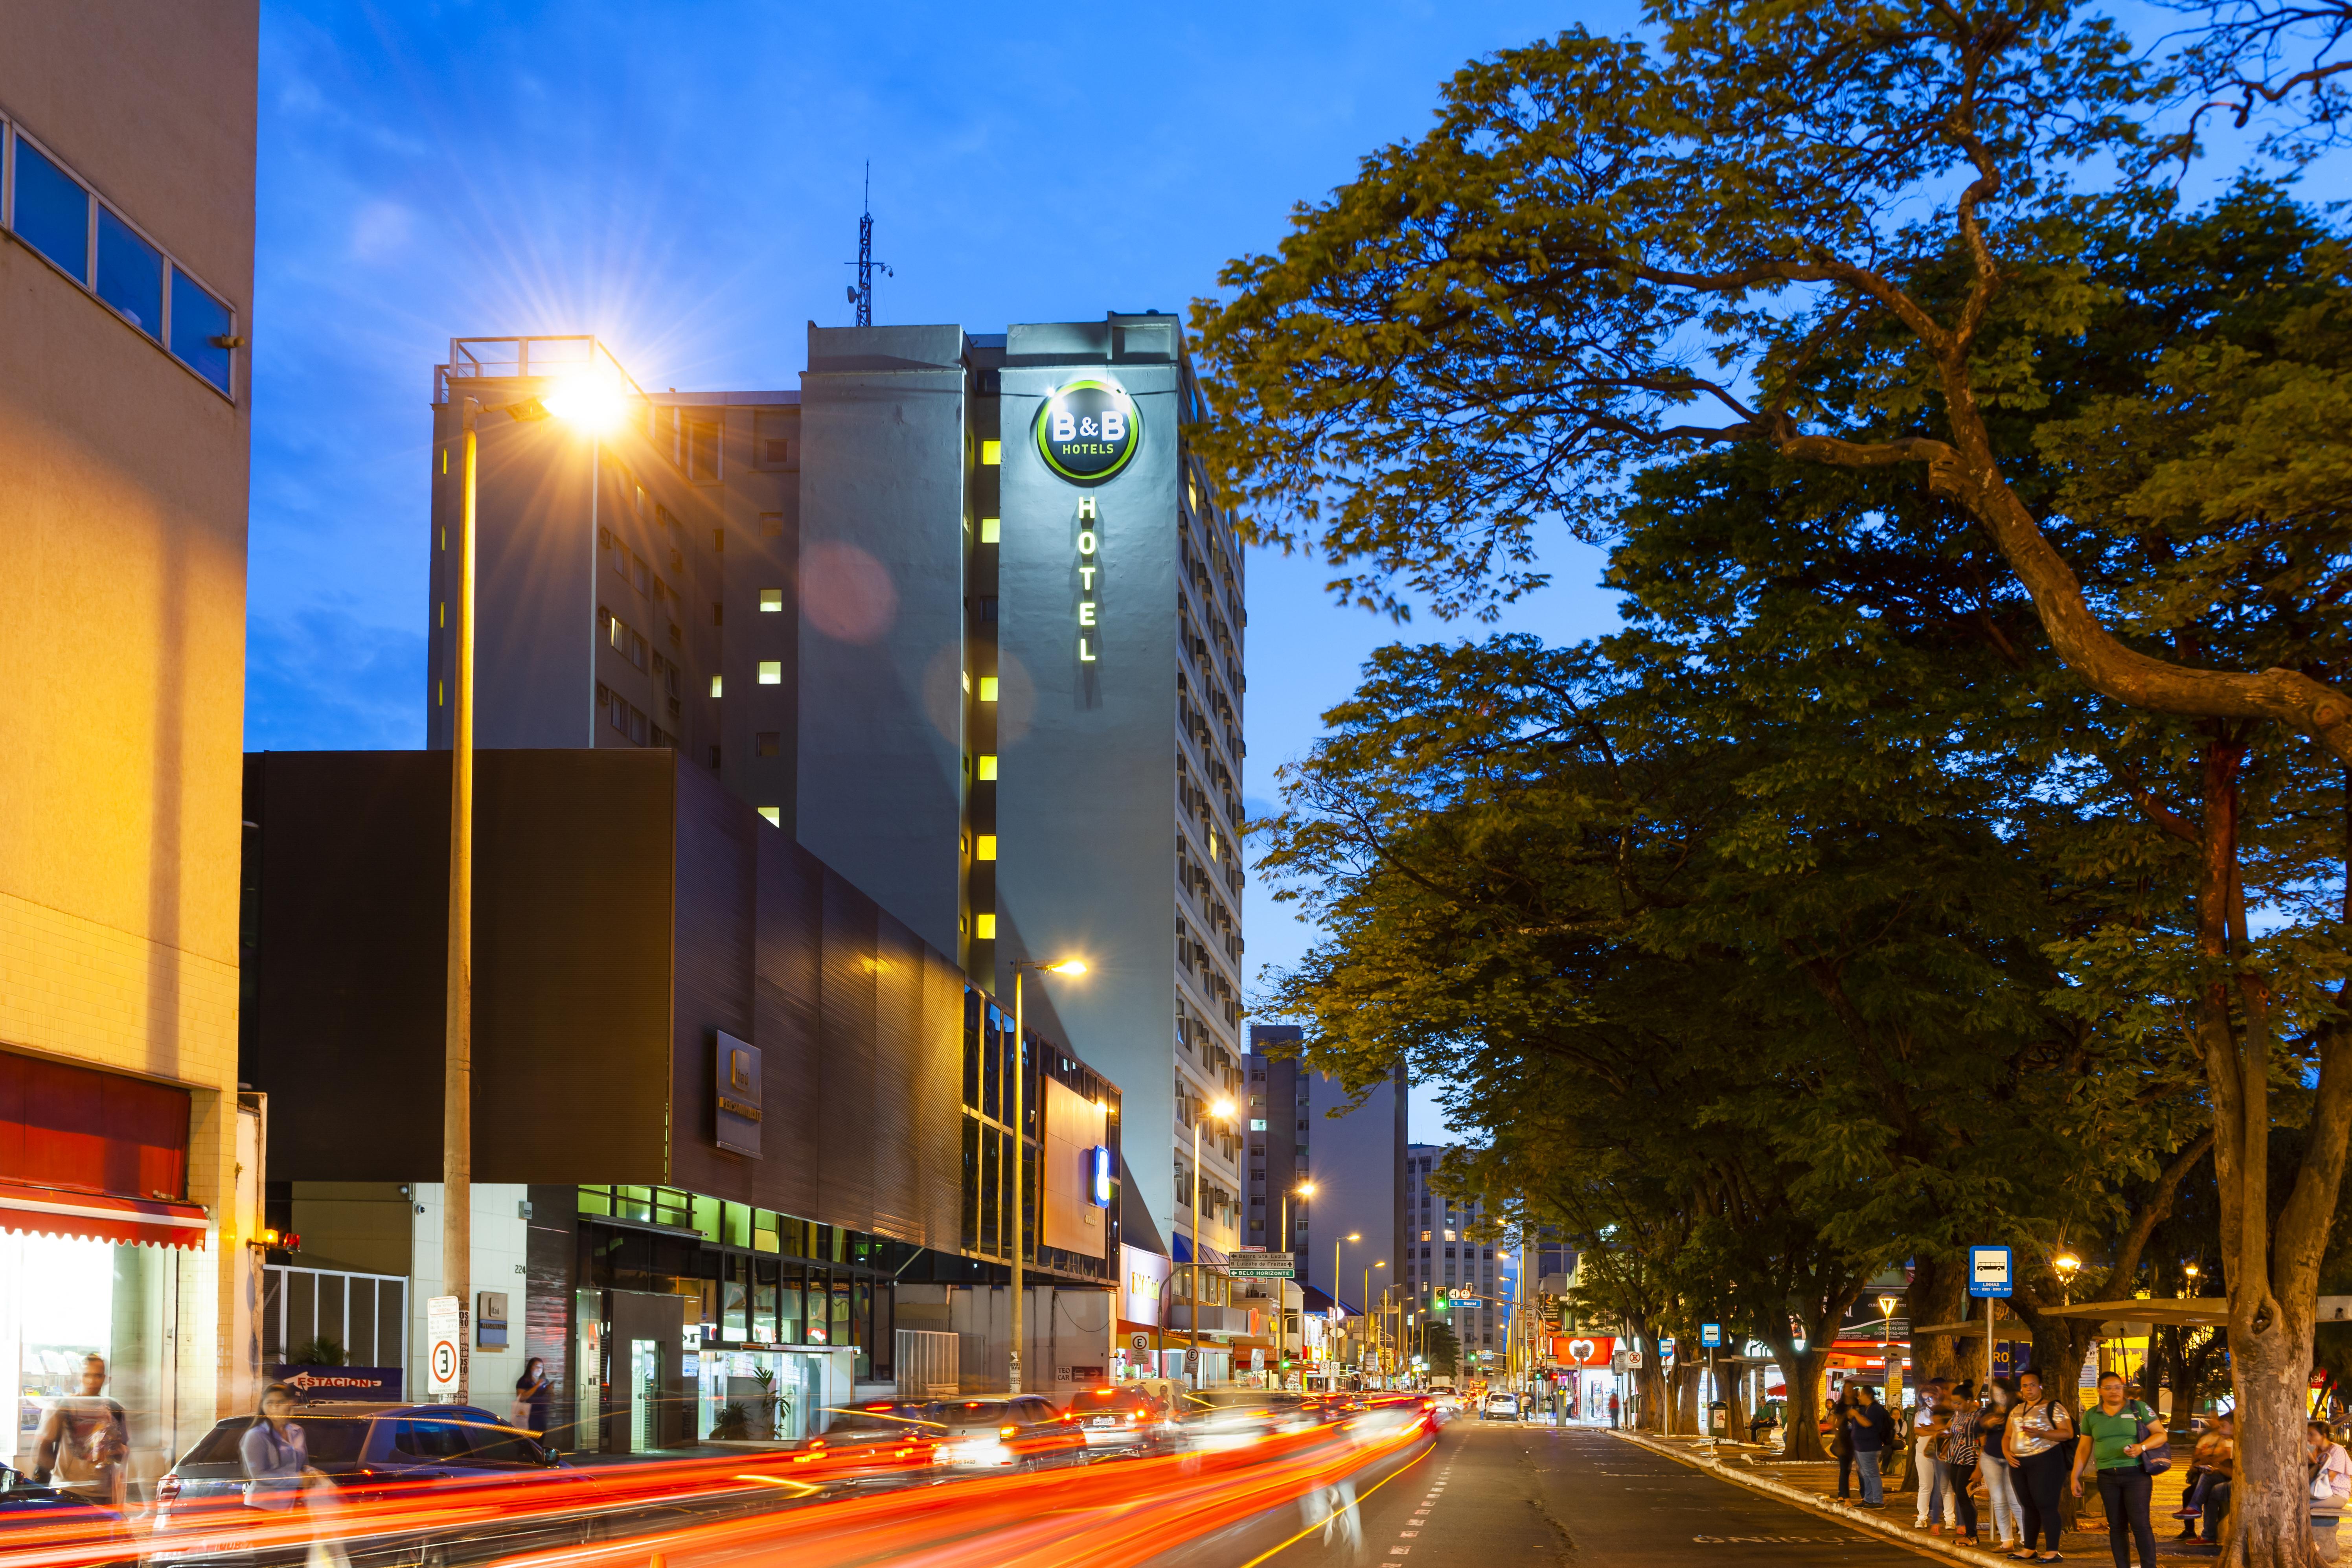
[
  {"left": 243, "top": 748, "right": 965, "bottom": 1250},
  {"left": 794, "top": 325, "right": 970, "bottom": 958}
]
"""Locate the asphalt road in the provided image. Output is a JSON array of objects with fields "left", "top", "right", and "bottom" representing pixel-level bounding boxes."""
[{"left": 1155, "top": 1418, "right": 1938, "bottom": 1568}]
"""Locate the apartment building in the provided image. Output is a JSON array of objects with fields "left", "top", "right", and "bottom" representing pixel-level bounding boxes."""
[
  {"left": 0, "top": 4, "right": 261, "bottom": 1493},
  {"left": 1404, "top": 1143, "right": 1511, "bottom": 1377}
]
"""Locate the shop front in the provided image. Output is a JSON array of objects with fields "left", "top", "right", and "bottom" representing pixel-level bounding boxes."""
[{"left": 1, "top": 1051, "right": 212, "bottom": 1499}]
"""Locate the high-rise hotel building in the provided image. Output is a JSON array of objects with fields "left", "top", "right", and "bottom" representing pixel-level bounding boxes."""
[{"left": 426, "top": 317, "right": 1249, "bottom": 1271}]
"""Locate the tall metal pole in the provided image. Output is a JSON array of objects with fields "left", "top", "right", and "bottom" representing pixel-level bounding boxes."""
[
  {"left": 1190, "top": 1114, "right": 1203, "bottom": 1390},
  {"left": 1276, "top": 1189, "right": 1289, "bottom": 1385},
  {"left": 1010, "top": 968, "right": 1025, "bottom": 1395},
  {"left": 443, "top": 399, "right": 479, "bottom": 1406}
]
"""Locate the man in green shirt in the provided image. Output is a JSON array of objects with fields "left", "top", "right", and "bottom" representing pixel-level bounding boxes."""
[{"left": 2073, "top": 1371, "right": 2168, "bottom": 1568}]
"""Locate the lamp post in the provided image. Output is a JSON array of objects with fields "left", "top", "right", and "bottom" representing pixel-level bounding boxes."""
[
  {"left": 443, "top": 373, "right": 624, "bottom": 1404},
  {"left": 1278, "top": 1181, "right": 1314, "bottom": 1386},
  {"left": 2054, "top": 1251, "right": 2081, "bottom": 1306},
  {"left": 2183, "top": 1261, "right": 2201, "bottom": 1299},
  {"left": 1334, "top": 1232, "right": 1360, "bottom": 1384},
  {"left": 1007, "top": 957, "right": 1087, "bottom": 1395},
  {"left": 1188, "top": 1094, "right": 1237, "bottom": 1390}
]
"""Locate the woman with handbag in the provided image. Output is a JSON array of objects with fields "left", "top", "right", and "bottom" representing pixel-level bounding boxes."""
[
  {"left": 2006, "top": 1368, "right": 2076, "bottom": 1562},
  {"left": 2071, "top": 1370, "right": 2168, "bottom": 1568}
]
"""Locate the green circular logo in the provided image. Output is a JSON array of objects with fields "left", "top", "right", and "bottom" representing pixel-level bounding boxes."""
[{"left": 1034, "top": 380, "right": 1141, "bottom": 484}]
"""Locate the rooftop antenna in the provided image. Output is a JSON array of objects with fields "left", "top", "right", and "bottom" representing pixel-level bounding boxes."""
[{"left": 845, "top": 162, "right": 892, "bottom": 328}]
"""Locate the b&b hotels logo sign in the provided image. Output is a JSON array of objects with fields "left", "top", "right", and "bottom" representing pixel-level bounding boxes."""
[{"left": 1034, "top": 380, "right": 1140, "bottom": 484}]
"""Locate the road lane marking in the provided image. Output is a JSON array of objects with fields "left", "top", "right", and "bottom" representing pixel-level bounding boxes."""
[{"left": 1233, "top": 1437, "right": 1435, "bottom": 1568}]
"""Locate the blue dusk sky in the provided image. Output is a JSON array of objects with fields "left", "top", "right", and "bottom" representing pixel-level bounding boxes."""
[{"left": 247, "top": 2, "right": 1638, "bottom": 1136}]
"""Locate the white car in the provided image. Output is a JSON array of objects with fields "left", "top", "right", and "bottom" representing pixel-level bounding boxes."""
[{"left": 1482, "top": 1392, "right": 1519, "bottom": 1420}]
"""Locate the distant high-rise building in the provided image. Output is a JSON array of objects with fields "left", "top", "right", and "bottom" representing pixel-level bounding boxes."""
[
  {"left": 1247, "top": 1028, "right": 1405, "bottom": 1334},
  {"left": 1404, "top": 1144, "right": 1511, "bottom": 1374}
]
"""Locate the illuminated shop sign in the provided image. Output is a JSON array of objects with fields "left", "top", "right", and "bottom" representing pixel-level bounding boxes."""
[
  {"left": 1076, "top": 494, "right": 1101, "bottom": 664},
  {"left": 1035, "top": 379, "right": 1140, "bottom": 484},
  {"left": 1088, "top": 1144, "right": 1112, "bottom": 1207}
]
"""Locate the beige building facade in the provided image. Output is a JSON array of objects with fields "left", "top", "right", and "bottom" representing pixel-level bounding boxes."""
[{"left": 0, "top": 4, "right": 261, "bottom": 1493}]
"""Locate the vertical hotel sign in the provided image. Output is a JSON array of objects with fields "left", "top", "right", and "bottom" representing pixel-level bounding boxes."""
[
  {"left": 715, "top": 1031, "right": 762, "bottom": 1157},
  {"left": 1033, "top": 381, "right": 1140, "bottom": 666}
]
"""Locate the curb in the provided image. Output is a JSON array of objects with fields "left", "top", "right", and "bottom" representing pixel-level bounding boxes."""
[{"left": 1609, "top": 1429, "right": 2010, "bottom": 1567}]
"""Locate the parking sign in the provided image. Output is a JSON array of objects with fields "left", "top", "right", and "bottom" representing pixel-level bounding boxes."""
[{"left": 1968, "top": 1246, "right": 2014, "bottom": 1298}]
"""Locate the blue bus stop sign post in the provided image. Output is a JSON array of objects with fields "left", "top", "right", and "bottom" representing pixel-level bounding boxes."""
[{"left": 1969, "top": 1247, "right": 2013, "bottom": 1393}]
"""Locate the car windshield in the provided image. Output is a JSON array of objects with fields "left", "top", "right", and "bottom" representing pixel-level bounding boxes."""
[
  {"left": 819, "top": 1406, "right": 943, "bottom": 1437},
  {"left": 927, "top": 1401, "right": 1017, "bottom": 1429},
  {"left": 180, "top": 1416, "right": 372, "bottom": 1467}
]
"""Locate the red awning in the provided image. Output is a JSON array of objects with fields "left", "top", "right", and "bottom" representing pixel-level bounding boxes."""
[{"left": 0, "top": 1180, "right": 206, "bottom": 1250}]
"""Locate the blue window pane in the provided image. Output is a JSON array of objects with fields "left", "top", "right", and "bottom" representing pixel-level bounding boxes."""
[
  {"left": 11, "top": 138, "right": 89, "bottom": 282},
  {"left": 169, "top": 270, "right": 232, "bottom": 394},
  {"left": 96, "top": 208, "right": 161, "bottom": 338}
]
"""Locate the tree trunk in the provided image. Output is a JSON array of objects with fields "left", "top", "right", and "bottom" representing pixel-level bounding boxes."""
[
  {"left": 1632, "top": 1324, "right": 1669, "bottom": 1432},
  {"left": 1726, "top": 1356, "right": 1753, "bottom": 1442},
  {"left": 1909, "top": 1254, "right": 1969, "bottom": 1385},
  {"left": 1763, "top": 1329, "right": 1832, "bottom": 1460},
  {"left": 1673, "top": 1359, "right": 1701, "bottom": 1434}
]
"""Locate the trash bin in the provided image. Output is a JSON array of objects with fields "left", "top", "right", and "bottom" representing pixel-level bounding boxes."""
[{"left": 1708, "top": 1401, "right": 1729, "bottom": 1437}]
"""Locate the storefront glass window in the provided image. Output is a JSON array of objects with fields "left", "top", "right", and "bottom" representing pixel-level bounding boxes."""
[
  {"left": 829, "top": 1278, "right": 851, "bottom": 1353},
  {"left": 721, "top": 1256, "right": 748, "bottom": 1344},
  {"left": 2, "top": 1233, "right": 178, "bottom": 1502},
  {"left": 778, "top": 1265, "right": 803, "bottom": 1345},
  {"left": 752, "top": 1259, "right": 777, "bottom": 1344}
]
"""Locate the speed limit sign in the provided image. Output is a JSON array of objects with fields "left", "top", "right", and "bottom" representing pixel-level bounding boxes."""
[{"left": 427, "top": 1295, "right": 463, "bottom": 1396}]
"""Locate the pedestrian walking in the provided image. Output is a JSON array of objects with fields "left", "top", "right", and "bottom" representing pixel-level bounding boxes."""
[
  {"left": 2310, "top": 1420, "right": 2351, "bottom": 1562},
  {"left": 1979, "top": 1378, "right": 2024, "bottom": 1550},
  {"left": 1608, "top": 1390, "right": 1620, "bottom": 1429},
  {"left": 1829, "top": 1385, "right": 1860, "bottom": 1499},
  {"left": 2005, "top": 1368, "right": 2076, "bottom": 1563},
  {"left": 241, "top": 1381, "right": 351, "bottom": 1568},
  {"left": 1846, "top": 1384, "right": 1896, "bottom": 1508},
  {"left": 1941, "top": 1381, "right": 1986, "bottom": 1548},
  {"left": 513, "top": 1357, "right": 552, "bottom": 1434},
  {"left": 2072, "top": 1371, "right": 2166, "bottom": 1568},
  {"left": 30, "top": 1353, "right": 128, "bottom": 1509},
  {"left": 1913, "top": 1378, "right": 1953, "bottom": 1533}
]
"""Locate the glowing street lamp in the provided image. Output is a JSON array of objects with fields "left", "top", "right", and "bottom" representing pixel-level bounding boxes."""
[
  {"left": 1006, "top": 956, "right": 1087, "bottom": 1393},
  {"left": 2054, "top": 1251, "right": 2081, "bottom": 1306},
  {"left": 441, "top": 375, "right": 633, "bottom": 1403}
]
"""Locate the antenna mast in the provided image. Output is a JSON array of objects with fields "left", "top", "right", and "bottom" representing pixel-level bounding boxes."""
[{"left": 846, "top": 161, "right": 892, "bottom": 328}]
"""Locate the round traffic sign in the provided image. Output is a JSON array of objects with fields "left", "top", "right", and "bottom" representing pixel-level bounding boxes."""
[{"left": 431, "top": 1338, "right": 458, "bottom": 1384}]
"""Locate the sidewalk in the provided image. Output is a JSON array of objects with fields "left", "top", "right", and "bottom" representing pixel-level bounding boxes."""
[{"left": 1614, "top": 1430, "right": 2221, "bottom": 1562}]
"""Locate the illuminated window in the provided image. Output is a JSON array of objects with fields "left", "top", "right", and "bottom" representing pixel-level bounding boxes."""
[
  {"left": 980, "top": 440, "right": 1002, "bottom": 466},
  {"left": 758, "top": 661, "right": 782, "bottom": 684},
  {"left": 980, "top": 518, "right": 1001, "bottom": 544},
  {"left": 759, "top": 588, "right": 783, "bottom": 612},
  {"left": 977, "top": 754, "right": 998, "bottom": 781},
  {"left": 975, "top": 836, "right": 997, "bottom": 861},
  {"left": 979, "top": 677, "right": 999, "bottom": 702},
  {"left": 758, "top": 807, "right": 781, "bottom": 827},
  {"left": 709, "top": 675, "right": 723, "bottom": 698},
  {"left": 976, "top": 913, "right": 997, "bottom": 939},
  {"left": 756, "top": 732, "right": 780, "bottom": 757}
]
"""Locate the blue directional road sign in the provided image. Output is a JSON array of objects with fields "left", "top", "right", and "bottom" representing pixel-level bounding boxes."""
[
  {"left": 1969, "top": 1245, "right": 2014, "bottom": 1298},
  {"left": 1700, "top": 1323, "right": 1723, "bottom": 1347}
]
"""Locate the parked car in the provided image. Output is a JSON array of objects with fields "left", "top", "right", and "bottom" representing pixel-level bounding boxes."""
[
  {"left": 0, "top": 1464, "right": 131, "bottom": 1560},
  {"left": 147, "top": 1405, "right": 566, "bottom": 1568},
  {"left": 1482, "top": 1392, "right": 1520, "bottom": 1421},
  {"left": 1062, "top": 1386, "right": 1170, "bottom": 1452},
  {"left": 925, "top": 1396, "right": 1087, "bottom": 1470}
]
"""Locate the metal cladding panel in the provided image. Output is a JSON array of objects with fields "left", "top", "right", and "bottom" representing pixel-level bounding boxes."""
[
  {"left": 794, "top": 323, "right": 968, "bottom": 954},
  {"left": 865, "top": 911, "right": 925, "bottom": 1239},
  {"left": 469, "top": 749, "right": 676, "bottom": 1183},
  {"left": 244, "top": 751, "right": 452, "bottom": 1178},
  {"left": 668, "top": 757, "right": 759, "bottom": 1200},
  {"left": 992, "top": 355, "right": 1185, "bottom": 1240},
  {"left": 753, "top": 820, "right": 826, "bottom": 1221},
  {"left": 815, "top": 872, "right": 880, "bottom": 1224}
]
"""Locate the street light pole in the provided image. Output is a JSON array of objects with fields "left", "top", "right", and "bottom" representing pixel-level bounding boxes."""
[
  {"left": 1008, "top": 957, "right": 1087, "bottom": 1395},
  {"left": 1188, "top": 1094, "right": 1237, "bottom": 1390},
  {"left": 444, "top": 397, "right": 481, "bottom": 1405}
]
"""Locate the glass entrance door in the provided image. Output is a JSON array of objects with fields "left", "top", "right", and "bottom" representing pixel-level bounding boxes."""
[{"left": 629, "top": 1340, "right": 659, "bottom": 1453}]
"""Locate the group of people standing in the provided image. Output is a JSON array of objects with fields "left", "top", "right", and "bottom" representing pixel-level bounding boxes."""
[{"left": 1828, "top": 1370, "right": 2238, "bottom": 1565}]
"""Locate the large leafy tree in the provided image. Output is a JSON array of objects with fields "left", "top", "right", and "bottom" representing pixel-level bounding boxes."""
[{"left": 1202, "top": 8, "right": 2352, "bottom": 1546}]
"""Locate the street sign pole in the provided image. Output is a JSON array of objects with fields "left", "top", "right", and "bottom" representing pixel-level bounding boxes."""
[{"left": 1967, "top": 1245, "right": 2014, "bottom": 1403}]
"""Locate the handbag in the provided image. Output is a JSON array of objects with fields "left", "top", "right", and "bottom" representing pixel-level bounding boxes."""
[{"left": 2133, "top": 1404, "right": 2173, "bottom": 1475}]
